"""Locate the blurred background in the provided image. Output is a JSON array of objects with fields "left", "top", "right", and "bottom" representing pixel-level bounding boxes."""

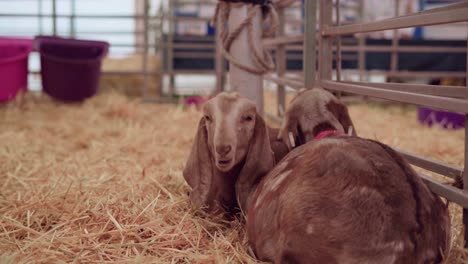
[
  {"left": 1, "top": 1, "right": 468, "bottom": 262},
  {"left": 0, "top": 0, "right": 466, "bottom": 100}
]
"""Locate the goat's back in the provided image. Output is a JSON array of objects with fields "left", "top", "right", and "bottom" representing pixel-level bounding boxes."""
[{"left": 247, "top": 136, "right": 450, "bottom": 264}]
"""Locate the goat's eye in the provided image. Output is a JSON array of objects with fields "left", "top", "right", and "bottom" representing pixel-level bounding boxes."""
[{"left": 242, "top": 115, "right": 253, "bottom": 122}]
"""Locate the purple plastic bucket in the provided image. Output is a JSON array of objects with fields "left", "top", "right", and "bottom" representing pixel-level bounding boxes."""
[
  {"left": 35, "top": 36, "right": 109, "bottom": 102},
  {"left": 417, "top": 107, "right": 464, "bottom": 129},
  {"left": 0, "top": 37, "right": 32, "bottom": 102}
]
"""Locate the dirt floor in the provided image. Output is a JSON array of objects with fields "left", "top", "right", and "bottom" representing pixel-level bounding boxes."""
[{"left": 0, "top": 90, "right": 466, "bottom": 263}]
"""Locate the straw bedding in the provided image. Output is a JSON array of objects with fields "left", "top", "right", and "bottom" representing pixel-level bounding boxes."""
[
  {"left": 0, "top": 90, "right": 466, "bottom": 263},
  {"left": 100, "top": 55, "right": 162, "bottom": 98}
]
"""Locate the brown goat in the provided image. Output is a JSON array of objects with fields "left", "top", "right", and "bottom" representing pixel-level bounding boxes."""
[
  {"left": 268, "top": 126, "right": 289, "bottom": 163},
  {"left": 183, "top": 92, "right": 286, "bottom": 214},
  {"left": 247, "top": 136, "right": 451, "bottom": 263},
  {"left": 279, "top": 88, "right": 356, "bottom": 150},
  {"left": 183, "top": 90, "right": 451, "bottom": 263}
]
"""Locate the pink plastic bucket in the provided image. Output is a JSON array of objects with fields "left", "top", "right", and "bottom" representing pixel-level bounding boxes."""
[{"left": 0, "top": 37, "right": 32, "bottom": 102}]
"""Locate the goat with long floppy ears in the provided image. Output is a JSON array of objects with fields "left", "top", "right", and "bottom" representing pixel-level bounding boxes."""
[
  {"left": 278, "top": 88, "right": 357, "bottom": 150},
  {"left": 183, "top": 90, "right": 451, "bottom": 263},
  {"left": 183, "top": 92, "right": 286, "bottom": 214},
  {"left": 248, "top": 88, "right": 451, "bottom": 263}
]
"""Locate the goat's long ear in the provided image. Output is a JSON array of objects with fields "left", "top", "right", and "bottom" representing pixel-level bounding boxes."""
[
  {"left": 326, "top": 100, "right": 357, "bottom": 136},
  {"left": 236, "top": 114, "right": 275, "bottom": 212},
  {"left": 278, "top": 105, "right": 303, "bottom": 150},
  {"left": 183, "top": 117, "right": 214, "bottom": 209},
  {"left": 268, "top": 127, "right": 289, "bottom": 163}
]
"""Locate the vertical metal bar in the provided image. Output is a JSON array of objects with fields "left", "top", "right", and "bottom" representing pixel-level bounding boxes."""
[
  {"left": 319, "top": 0, "right": 333, "bottom": 84},
  {"left": 276, "top": 6, "right": 286, "bottom": 116},
  {"left": 135, "top": 0, "right": 142, "bottom": 53},
  {"left": 390, "top": 0, "right": 400, "bottom": 77},
  {"left": 358, "top": 0, "right": 366, "bottom": 81},
  {"left": 157, "top": 8, "right": 164, "bottom": 97},
  {"left": 168, "top": 0, "right": 176, "bottom": 98},
  {"left": 304, "top": 0, "right": 318, "bottom": 88},
  {"left": 52, "top": 0, "right": 57, "bottom": 36},
  {"left": 335, "top": 0, "right": 342, "bottom": 99},
  {"left": 38, "top": 0, "right": 43, "bottom": 34},
  {"left": 70, "top": 0, "right": 76, "bottom": 37},
  {"left": 142, "top": 0, "right": 150, "bottom": 99},
  {"left": 336, "top": 0, "right": 342, "bottom": 82},
  {"left": 463, "top": 24, "right": 468, "bottom": 248},
  {"left": 215, "top": 14, "right": 226, "bottom": 94}
]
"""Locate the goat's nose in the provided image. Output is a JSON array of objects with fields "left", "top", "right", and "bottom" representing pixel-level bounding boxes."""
[{"left": 216, "top": 145, "right": 232, "bottom": 156}]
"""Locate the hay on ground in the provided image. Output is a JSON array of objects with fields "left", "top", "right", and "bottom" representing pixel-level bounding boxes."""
[
  {"left": 100, "top": 55, "right": 162, "bottom": 98},
  {"left": 0, "top": 89, "right": 466, "bottom": 263}
]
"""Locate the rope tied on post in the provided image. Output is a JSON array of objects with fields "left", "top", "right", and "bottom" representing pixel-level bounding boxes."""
[{"left": 212, "top": 0, "right": 279, "bottom": 75}]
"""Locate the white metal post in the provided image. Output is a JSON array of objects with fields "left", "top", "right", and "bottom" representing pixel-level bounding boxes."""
[
  {"left": 276, "top": 6, "right": 286, "bottom": 116},
  {"left": 228, "top": 4, "right": 264, "bottom": 114},
  {"left": 215, "top": 22, "right": 226, "bottom": 94}
]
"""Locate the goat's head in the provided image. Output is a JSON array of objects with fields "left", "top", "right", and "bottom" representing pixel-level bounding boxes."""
[
  {"left": 279, "top": 88, "right": 357, "bottom": 150},
  {"left": 203, "top": 92, "right": 257, "bottom": 172},
  {"left": 183, "top": 92, "right": 275, "bottom": 214}
]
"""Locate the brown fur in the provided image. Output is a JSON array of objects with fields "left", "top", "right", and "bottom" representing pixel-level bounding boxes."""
[
  {"left": 279, "top": 88, "right": 357, "bottom": 150},
  {"left": 247, "top": 137, "right": 451, "bottom": 264},
  {"left": 268, "top": 127, "right": 289, "bottom": 163},
  {"left": 183, "top": 92, "right": 276, "bottom": 214},
  {"left": 184, "top": 90, "right": 451, "bottom": 263},
  {"left": 183, "top": 117, "right": 240, "bottom": 214}
]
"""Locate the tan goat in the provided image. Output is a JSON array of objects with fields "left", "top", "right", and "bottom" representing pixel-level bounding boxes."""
[
  {"left": 278, "top": 88, "right": 357, "bottom": 150},
  {"left": 183, "top": 90, "right": 451, "bottom": 263},
  {"left": 183, "top": 92, "right": 286, "bottom": 214}
]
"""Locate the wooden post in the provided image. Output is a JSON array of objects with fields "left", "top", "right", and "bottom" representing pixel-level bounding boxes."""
[
  {"left": 304, "top": 0, "right": 317, "bottom": 88},
  {"left": 276, "top": 6, "right": 286, "bottom": 116},
  {"left": 228, "top": 3, "right": 264, "bottom": 114},
  {"left": 319, "top": 0, "right": 333, "bottom": 84}
]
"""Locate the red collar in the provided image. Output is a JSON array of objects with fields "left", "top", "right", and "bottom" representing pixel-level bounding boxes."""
[{"left": 314, "top": 130, "right": 344, "bottom": 141}]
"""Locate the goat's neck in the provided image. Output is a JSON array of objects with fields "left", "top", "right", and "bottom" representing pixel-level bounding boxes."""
[
  {"left": 213, "top": 160, "right": 244, "bottom": 213},
  {"left": 216, "top": 162, "right": 243, "bottom": 185},
  {"left": 235, "top": 159, "right": 269, "bottom": 215}
]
